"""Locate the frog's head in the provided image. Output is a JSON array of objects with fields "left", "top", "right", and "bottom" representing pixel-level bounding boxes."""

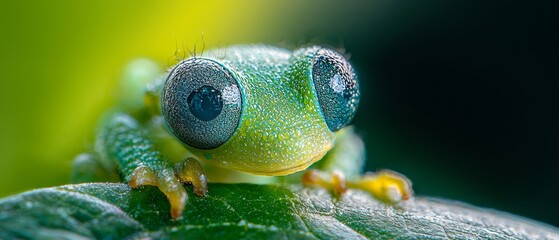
[{"left": 161, "top": 46, "right": 359, "bottom": 176}]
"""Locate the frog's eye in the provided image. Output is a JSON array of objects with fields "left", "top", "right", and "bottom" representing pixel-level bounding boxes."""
[
  {"left": 311, "top": 48, "right": 360, "bottom": 132},
  {"left": 161, "top": 58, "right": 242, "bottom": 149}
]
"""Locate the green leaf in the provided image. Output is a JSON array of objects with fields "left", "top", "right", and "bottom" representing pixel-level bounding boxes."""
[{"left": 0, "top": 183, "right": 557, "bottom": 239}]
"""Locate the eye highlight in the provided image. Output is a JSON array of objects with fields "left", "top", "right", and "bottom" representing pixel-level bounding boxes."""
[
  {"left": 161, "top": 58, "right": 242, "bottom": 149},
  {"left": 311, "top": 49, "right": 360, "bottom": 132}
]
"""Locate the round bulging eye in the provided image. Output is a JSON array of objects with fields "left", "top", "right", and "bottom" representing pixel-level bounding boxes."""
[
  {"left": 161, "top": 58, "right": 242, "bottom": 149},
  {"left": 311, "top": 49, "right": 360, "bottom": 132}
]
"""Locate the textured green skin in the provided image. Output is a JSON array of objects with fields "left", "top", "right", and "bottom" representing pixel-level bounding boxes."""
[
  {"left": 96, "top": 113, "right": 177, "bottom": 184},
  {"left": 186, "top": 46, "right": 336, "bottom": 175}
]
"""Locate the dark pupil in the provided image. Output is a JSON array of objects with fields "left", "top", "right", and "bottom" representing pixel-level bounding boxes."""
[{"left": 187, "top": 85, "right": 223, "bottom": 121}]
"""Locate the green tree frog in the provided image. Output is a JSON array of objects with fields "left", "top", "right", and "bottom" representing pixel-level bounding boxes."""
[{"left": 72, "top": 45, "right": 413, "bottom": 219}]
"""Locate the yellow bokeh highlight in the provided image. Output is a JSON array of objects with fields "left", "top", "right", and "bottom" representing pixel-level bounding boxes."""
[
  {"left": 0, "top": 0, "right": 382, "bottom": 197},
  {"left": 0, "top": 0, "right": 333, "bottom": 196}
]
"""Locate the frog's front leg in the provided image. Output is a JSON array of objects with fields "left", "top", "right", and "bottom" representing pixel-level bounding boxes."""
[
  {"left": 303, "top": 127, "right": 413, "bottom": 204},
  {"left": 96, "top": 112, "right": 206, "bottom": 219}
]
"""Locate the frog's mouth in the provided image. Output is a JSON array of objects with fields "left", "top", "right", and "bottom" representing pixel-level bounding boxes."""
[{"left": 242, "top": 151, "right": 328, "bottom": 176}]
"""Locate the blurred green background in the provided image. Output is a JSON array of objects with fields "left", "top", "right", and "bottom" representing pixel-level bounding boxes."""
[{"left": 1, "top": 1, "right": 557, "bottom": 227}]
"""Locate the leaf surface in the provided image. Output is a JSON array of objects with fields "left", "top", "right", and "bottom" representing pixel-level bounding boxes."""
[{"left": 0, "top": 183, "right": 557, "bottom": 239}]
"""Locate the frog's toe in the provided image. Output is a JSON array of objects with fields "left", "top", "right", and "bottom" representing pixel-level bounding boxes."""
[
  {"left": 129, "top": 165, "right": 187, "bottom": 219},
  {"left": 174, "top": 158, "right": 208, "bottom": 197},
  {"left": 303, "top": 169, "right": 413, "bottom": 204},
  {"left": 349, "top": 170, "right": 413, "bottom": 204},
  {"left": 302, "top": 169, "right": 347, "bottom": 196},
  {"left": 129, "top": 165, "right": 156, "bottom": 187}
]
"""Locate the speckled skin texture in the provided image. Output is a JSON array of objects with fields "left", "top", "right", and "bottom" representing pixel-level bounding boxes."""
[
  {"left": 96, "top": 113, "right": 176, "bottom": 183},
  {"left": 168, "top": 45, "right": 356, "bottom": 176}
]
